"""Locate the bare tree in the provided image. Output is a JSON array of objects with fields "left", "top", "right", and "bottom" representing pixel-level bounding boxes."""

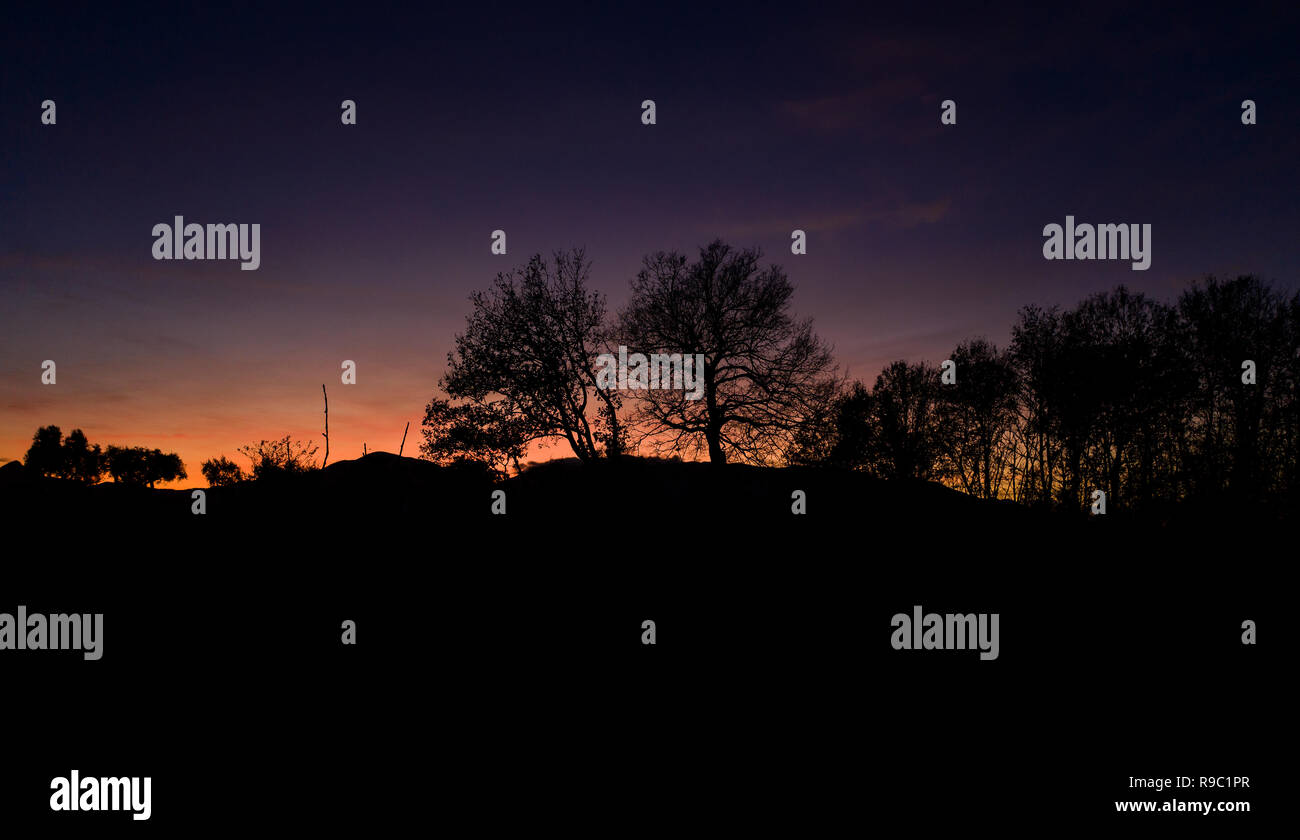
[{"left": 618, "top": 240, "right": 837, "bottom": 465}]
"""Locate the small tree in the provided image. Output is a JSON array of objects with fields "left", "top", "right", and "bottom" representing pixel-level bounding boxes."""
[
  {"left": 201, "top": 456, "right": 246, "bottom": 486},
  {"left": 106, "top": 446, "right": 186, "bottom": 488},
  {"left": 145, "top": 450, "right": 187, "bottom": 487}
]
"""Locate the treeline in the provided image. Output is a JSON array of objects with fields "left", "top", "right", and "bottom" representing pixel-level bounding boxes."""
[
  {"left": 794, "top": 277, "right": 1300, "bottom": 513},
  {"left": 424, "top": 240, "right": 1298, "bottom": 513},
  {"left": 18, "top": 241, "right": 1296, "bottom": 516},
  {"left": 18, "top": 428, "right": 320, "bottom": 488},
  {"left": 22, "top": 426, "right": 186, "bottom": 488}
]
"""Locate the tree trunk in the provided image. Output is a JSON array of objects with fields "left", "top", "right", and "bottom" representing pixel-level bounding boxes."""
[
  {"left": 706, "top": 426, "right": 727, "bottom": 464},
  {"left": 703, "top": 361, "right": 726, "bottom": 464}
]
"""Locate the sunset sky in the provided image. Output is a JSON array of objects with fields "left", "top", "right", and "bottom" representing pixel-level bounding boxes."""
[{"left": 2, "top": 3, "right": 1298, "bottom": 485}]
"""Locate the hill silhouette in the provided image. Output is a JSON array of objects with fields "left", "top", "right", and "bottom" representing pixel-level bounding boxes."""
[{"left": 5, "top": 451, "right": 1288, "bottom": 541}]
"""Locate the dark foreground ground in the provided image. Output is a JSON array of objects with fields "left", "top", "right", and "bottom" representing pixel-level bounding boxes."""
[{"left": 0, "top": 454, "right": 1284, "bottom": 833}]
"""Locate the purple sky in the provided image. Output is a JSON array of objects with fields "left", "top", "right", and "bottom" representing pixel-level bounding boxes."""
[{"left": 2, "top": 2, "right": 1298, "bottom": 479}]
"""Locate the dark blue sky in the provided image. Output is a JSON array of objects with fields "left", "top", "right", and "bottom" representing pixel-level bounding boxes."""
[{"left": 2, "top": 1, "right": 1298, "bottom": 476}]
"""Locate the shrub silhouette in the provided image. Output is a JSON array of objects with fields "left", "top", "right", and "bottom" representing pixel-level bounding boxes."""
[{"left": 237, "top": 436, "right": 319, "bottom": 480}]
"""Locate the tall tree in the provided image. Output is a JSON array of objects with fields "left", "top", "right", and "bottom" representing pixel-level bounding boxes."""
[{"left": 618, "top": 240, "right": 837, "bottom": 465}]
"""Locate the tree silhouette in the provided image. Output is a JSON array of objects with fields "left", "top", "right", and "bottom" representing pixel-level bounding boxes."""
[
  {"left": 420, "top": 397, "right": 531, "bottom": 475},
  {"left": 793, "top": 362, "right": 944, "bottom": 481},
  {"left": 22, "top": 426, "right": 105, "bottom": 482},
  {"left": 863, "top": 360, "right": 944, "bottom": 481},
  {"left": 618, "top": 240, "right": 837, "bottom": 465},
  {"left": 23, "top": 425, "right": 66, "bottom": 478},
  {"left": 794, "top": 275, "right": 1299, "bottom": 514},
  {"left": 429, "top": 249, "right": 624, "bottom": 465},
  {"left": 12, "top": 268, "right": 1299, "bottom": 520},
  {"left": 1177, "top": 275, "right": 1295, "bottom": 501},
  {"left": 105, "top": 446, "right": 186, "bottom": 488},
  {"left": 997, "top": 277, "right": 1300, "bottom": 511},
  {"left": 1068, "top": 287, "right": 1181, "bottom": 512},
  {"left": 937, "top": 339, "right": 1017, "bottom": 499},
  {"left": 788, "top": 380, "right": 871, "bottom": 469},
  {"left": 1007, "top": 304, "right": 1066, "bottom": 506},
  {"left": 200, "top": 456, "right": 246, "bottom": 486},
  {"left": 61, "top": 429, "right": 105, "bottom": 483}
]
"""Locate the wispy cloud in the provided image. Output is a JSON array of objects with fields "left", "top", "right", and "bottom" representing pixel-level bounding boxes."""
[{"left": 707, "top": 197, "right": 952, "bottom": 239}]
